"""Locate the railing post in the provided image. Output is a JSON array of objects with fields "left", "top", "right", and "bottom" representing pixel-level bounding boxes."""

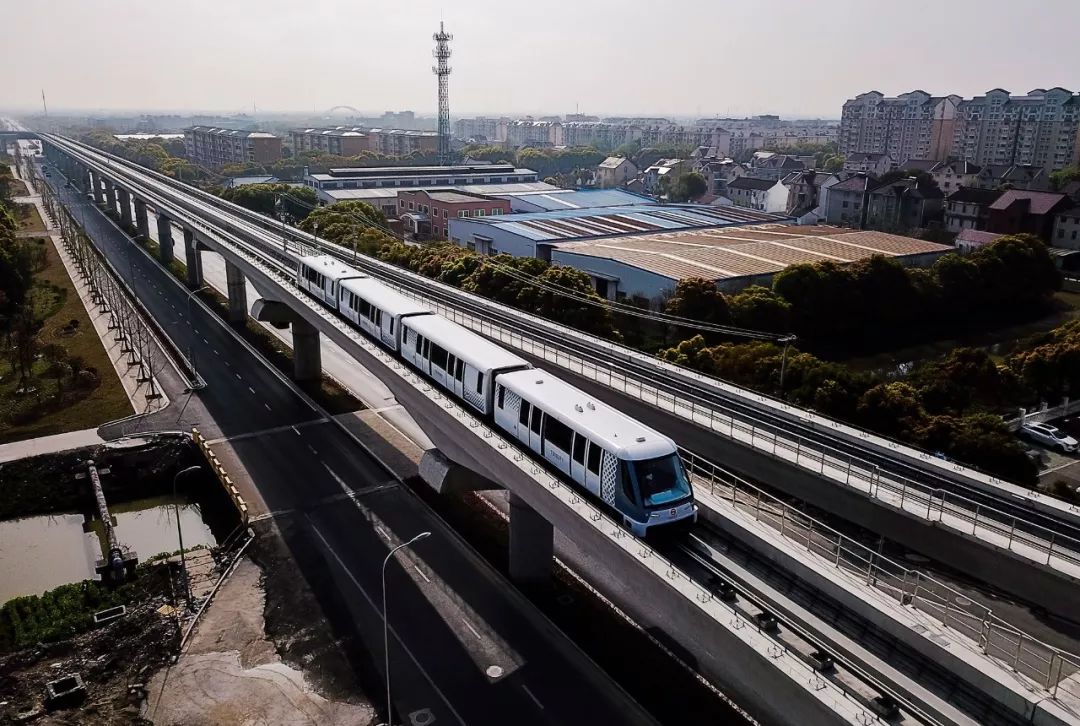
[
  {"left": 755, "top": 490, "right": 762, "bottom": 521},
  {"left": 780, "top": 504, "right": 787, "bottom": 536},
  {"left": 1047, "top": 533, "right": 1056, "bottom": 566},
  {"left": 795, "top": 435, "right": 802, "bottom": 464},
  {"left": 972, "top": 505, "right": 980, "bottom": 536},
  {"left": 1007, "top": 517, "right": 1016, "bottom": 549}
]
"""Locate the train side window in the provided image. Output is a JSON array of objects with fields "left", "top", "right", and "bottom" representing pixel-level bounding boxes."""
[
  {"left": 519, "top": 400, "right": 530, "bottom": 426},
  {"left": 497, "top": 384, "right": 505, "bottom": 409},
  {"left": 530, "top": 407, "right": 542, "bottom": 435},
  {"left": 375, "top": 309, "right": 382, "bottom": 326},
  {"left": 423, "top": 339, "right": 430, "bottom": 359},
  {"left": 389, "top": 318, "right": 395, "bottom": 335},
  {"left": 430, "top": 344, "right": 448, "bottom": 370},
  {"left": 414, "top": 332, "right": 422, "bottom": 354},
  {"left": 620, "top": 461, "right": 637, "bottom": 504},
  {"left": 455, "top": 359, "right": 464, "bottom": 382},
  {"left": 586, "top": 444, "right": 602, "bottom": 476},
  {"left": 544, "top": 416, "right": 573, "bottom": 453},
  {"left": 572, "top": 435, "right": 586, "bottom": 465},
  {"left": 476, "top": 372, "right": 484, "bottom": 394}
]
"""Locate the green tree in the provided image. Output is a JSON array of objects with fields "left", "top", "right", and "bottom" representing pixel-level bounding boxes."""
[
  {"left": 728, "top": 286, "right": 791, "bottom": 333},
  {"left": 669, "top": 172, "right": 708, "bottom": 202},
  {"left": 823, "top": 155, "right": 844, "bottom": 173},
  {"left": 1050, "top": 166, "right": 1080, "bottom": 191},
  {"left": 665, "top": 278, "right": 730, "bottom": 328}
]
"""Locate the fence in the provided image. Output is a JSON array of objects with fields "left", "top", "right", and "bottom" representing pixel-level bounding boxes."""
[
  {"left": 192, "top": 428, "right": 248, "bottom": 525},
  {"left": 681, "top": 447, "right": 1080, "bottom": 700}
]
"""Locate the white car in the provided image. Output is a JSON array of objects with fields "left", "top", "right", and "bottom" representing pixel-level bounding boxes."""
[{"left": 1021, "top": 423, "right": 1079, "bottom": 453}]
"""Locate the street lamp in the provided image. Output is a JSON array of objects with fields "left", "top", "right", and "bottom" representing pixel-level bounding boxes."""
[
  {"left": 381, "top": 531, "right": 431, "bottom": 726},
  {"left": 172, "top": 465, "right": 202, "bottom": 611},
  {"left": 183, "top": 284, "right": 212, "bottom": 376}
]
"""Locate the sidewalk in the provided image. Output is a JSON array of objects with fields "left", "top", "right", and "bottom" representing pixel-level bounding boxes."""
[{"left": 0, "top": 428, "right": 104, "bottom": 464}]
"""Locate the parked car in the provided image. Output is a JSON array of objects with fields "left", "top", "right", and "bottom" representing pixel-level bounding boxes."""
[{"left": 1021, "top": 423, "right": 1079, "bottom": 453}]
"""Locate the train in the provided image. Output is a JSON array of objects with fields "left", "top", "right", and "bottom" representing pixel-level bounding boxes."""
[{"left": 296, "top": 254, "right": 697, "bottom": 536}]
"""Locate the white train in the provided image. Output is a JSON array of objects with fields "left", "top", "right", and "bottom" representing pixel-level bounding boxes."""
[{"left": 296, "top": 255, "right": 697, "bottom": 535}]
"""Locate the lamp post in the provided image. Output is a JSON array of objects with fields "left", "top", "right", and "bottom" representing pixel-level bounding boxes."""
[
  {"left": 381, "top": 531, "right": 431, "bottom": 726},
  {"left": 172, "top": 465, "right": 202, "bottom": 610},
  {"left": 778, "top": 334, "right": 797, "bottom": 399},
  {"left": 183, "top": 284, "right": 212, "bottom": 376}
]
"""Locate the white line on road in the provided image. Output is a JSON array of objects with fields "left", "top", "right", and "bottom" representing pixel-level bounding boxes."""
[
  {"left": 213, "top": 349, "right": 219, "bottom": 356},
  {"left": 202, "top": 338, "right": 208, "bottom": 344},
  {"left": 248, "top": 386, "right": 255, "bottom": 394},
  {"left": 292, "top": 426, "right": 301, "bottom": 436},
  {"left": 264, "top": 403, "right": 272, "bottom": 411},
  {"left": 462, "top": 618, "right": 483, "bottom": 641},
  {"left": 413, "top": 565, "right": 431, "bottom": 583},
  {"left": 308, "top": 444, "right": 318, "bottom": 455},
  {"left": 521, "top": 685, "right": 544, "bottom": 710},
  {"left": 308, "top": 524, "right": 467, "bottom": 726},
  {"left": 235, "top": 373, "right": 242, "bottom": 380},
  {"left": 376, "top": 525, "right": 390, "bottom": 541}
]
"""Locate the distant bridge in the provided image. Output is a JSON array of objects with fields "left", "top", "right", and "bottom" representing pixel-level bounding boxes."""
[{"left": 323, "top": 106, "right": 363, "bottom": 116}]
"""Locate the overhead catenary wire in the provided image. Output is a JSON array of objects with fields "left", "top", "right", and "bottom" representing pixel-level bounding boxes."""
[{"left": 273, "top": 189, "right": 793, "bottom": 342}]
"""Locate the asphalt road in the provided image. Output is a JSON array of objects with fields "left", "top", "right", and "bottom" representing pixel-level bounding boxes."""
[{"left": 41, "top": 162, "right": 655, "bottom": 726}]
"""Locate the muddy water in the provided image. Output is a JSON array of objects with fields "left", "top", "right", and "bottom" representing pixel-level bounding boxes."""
[{"left": 0, "top": 497, "right": 217, "bottom": 604}]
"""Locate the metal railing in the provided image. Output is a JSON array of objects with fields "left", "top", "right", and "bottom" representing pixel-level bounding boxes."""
[
  {"left": 368, "top": 284, "right": 1080, "bottom": 572},
  {"left": 681, "top": 447, "right": 1080, "bottom": 700}
]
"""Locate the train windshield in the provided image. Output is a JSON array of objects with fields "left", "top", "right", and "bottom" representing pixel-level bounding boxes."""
[{"left": 629, "top": 454, "right": 692, "bottom": 507}]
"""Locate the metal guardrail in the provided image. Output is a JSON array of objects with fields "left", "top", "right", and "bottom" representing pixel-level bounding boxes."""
[
  {"left": 47, "top": 136, "right": 933, "bottom": 725},
  {"left": 681, "top": 448, "right": 1080, "bottom": 700},
  {"left": 383, "top": 290, "right": 1080, "bottom": 571}
]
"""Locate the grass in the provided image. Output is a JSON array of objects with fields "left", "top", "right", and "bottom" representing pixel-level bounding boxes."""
[
  {"left": 12, "top": 202, "right": 45, "bottom": 234},
  {"left": 130, "top": 231, "right": 361, "bottom": 414},
  {"left": 842, "top": 290, "right": 1080, "bottom": 374},
  {"left": 0, "top": 236, "right": 133, "bottom": 444},
  {"left": 6, "top": 178, "right": 29, "bottom": 197}
]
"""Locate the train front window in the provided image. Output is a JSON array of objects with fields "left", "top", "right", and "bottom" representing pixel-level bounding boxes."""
[{"left": 629, "top": 455, "right": 691, "bottom": 507}]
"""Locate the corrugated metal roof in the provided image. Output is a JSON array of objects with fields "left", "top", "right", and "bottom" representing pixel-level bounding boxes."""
[
  {"left": 553, "top": 225, "right": 951, "bottom": 283},
  {"left": 510, "top": 189, "right": 651, "bottom": 211}
]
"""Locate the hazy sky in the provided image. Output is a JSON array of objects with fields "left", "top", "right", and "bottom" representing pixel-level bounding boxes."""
[{"left": 4, "top": 0, "right": 1080, "bottom": 119}]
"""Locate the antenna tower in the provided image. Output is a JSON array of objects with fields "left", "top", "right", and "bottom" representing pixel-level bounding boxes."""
[{"left": 432, "top": 22, "right": 453, "bottom": 165}]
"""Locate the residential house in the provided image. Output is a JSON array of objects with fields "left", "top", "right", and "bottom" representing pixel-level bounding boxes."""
[
  {"left": 397, "top": 189, "right": 511, "bottom": 241},
  {"left": 843, "top": 152, "right": 893, "bottom": 176},
  {"left": 1053, "top": 204, "right": 1080, "bottom": 250},
  {"left": 955, "top": 229, "right": 1003, "bottom": 253},
  {"left": 944, "top": 187, "right": 1002, "bottom": 232},
  {"left": 696, "top": 159, "right": 746, "bottom": 196},
  {"left": 596, "top": 157, "right": 638, "bottom": 188},
  {"left": 931, "top": 159, "right": 982, "bottom": 194},
  {"left": 986, "top": 190, "right": 1072, "bottom": 241},
  {"left": 897, "top": 159, "right": 939, "bottom": 174},
  {"left": 643, "top": 158, "right": 689, "bottom": 194},
  {"left": 747, "top": 154, "right": 806, "bottom": 180},
  {"left": 1058, "top": 180, "right": 1080, "bottom": 203},
  {"left": 865, "top": 177, "right": 945, "bottom": 231},
  {"left": 784, "top": 170, "right": 840, "bottom": 219},
  {"left": 823, "top": 173, "right": 875, "bottom": 226},
  {"left": 725, "top": 176, "right": 788, "bottom": 213},
  {"left": 973, "top": 164, "right": 1052, "bottom": 191}
]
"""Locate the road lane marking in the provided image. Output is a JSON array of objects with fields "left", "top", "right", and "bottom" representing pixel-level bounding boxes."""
[
  {"left": 376, "top": 525, "right": 390, "bottom": 541},
  {"left": 292, "top": 426, "right": 301, "bottom": 436},
  {"left": 308, "top": 524, "right": 467, "bottom": 726},
  {"left": 213, "top": 349, "right": 219, "bottom": 356},
  {"left": 235, "top": 373, "right": 242, "bottom": 380},
  {"left": 248, "top": 386, "right": 255, "bottom": 394},
  {"left": 462, "top": 619, "right": 482, "bottom": 641},
  {"left": 413, "top": 565, "right": 431, "bottom": 583},
  {"left": 521, "top": 685, "right": 543, "bottom": 710},
  {"left": 264, "top": 403, "right": 272, "bottom": 411},
  {"left": 307, "top": 444, "right": 318, "bottom": 455}
]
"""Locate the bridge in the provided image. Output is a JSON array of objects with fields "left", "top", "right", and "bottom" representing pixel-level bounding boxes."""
[{"left": 38, "top": 133, "right": 1080, "bottom": 726}]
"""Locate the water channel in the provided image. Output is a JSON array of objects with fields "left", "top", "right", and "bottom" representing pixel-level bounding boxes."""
[{"left": 0, "top": 496, "right": 216, "bottom": 603}]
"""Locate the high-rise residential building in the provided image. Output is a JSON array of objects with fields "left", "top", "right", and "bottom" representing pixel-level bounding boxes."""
[
  {"left": 838, "top": 90, "right": 960, "bottom": 164},
  {"left": 183, "top": 126, "right": 282, "bottom": 168},
  {"left": 841, "top": 88, "right": 1080, "bottom": 173},
  {"left": 290, "top": 126, "right": 439, "bottom": 157},
  {"left": 951, "top": 88, "right": 1080, "bottom": 171},
  {"left": 454, "top": 117, "right": 509, "bottom": 142}
]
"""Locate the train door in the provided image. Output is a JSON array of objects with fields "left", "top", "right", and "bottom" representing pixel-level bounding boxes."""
[
  {"left": 453, "top": 358, "right": 466, "bottom": 399},
  {"left": 529, "top": 405, "right": 544, "bottom": 455},
  {"left": 516, "top": 399, "right": 532, "bottom": 448},
  {"left": 584, "top": 442, "right": 603, "bottom": 497},
  {"left": 571, "top": 434, "right": 593, "bottom": 493}
]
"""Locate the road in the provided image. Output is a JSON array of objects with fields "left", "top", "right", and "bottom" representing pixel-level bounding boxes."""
[{"left": 40, "top": 156, "right": 655, "bottom": 726}]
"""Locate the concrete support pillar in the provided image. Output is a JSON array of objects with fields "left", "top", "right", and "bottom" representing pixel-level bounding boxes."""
[
  {"left": 292, "top": 319, "right": 322, "bottom": 382},
  {"left": 183, "top": 229, "right": 203, "bottom": 288},
  {"left": 90, "top": 171, "right": 104, "bottom": 205},
  {"left": 103, "top": 179, "right": 117, "bottom": 214},
  {"left": 134, "top": 199, "right": 150, "bottom": 239},
  {"left": 118, "top": 189, "right": 132, "bottom": 228},
  {"left": 156, "top": 214, "right": 174, "bottom": 265},
  {"left": 225, "top": 261, "right": 248, "bottom": 324},
  {"left": 508, "top": 493, "right": 553, "bottom": 584}
]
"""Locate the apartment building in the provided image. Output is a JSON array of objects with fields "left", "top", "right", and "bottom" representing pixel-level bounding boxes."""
[
  {"left": 183, "top": 126, "right": 282, "bottom": 168},
  {"left": 952, "top": 88, "right": 1080, "bottom": 172},
  {"left": 944, "top": 187, "right": 1002, "bottom": 232},
  {"left": 839, "top": 90, "right": 960, "bottom": 163},
  {"left": 291, "top": 127, "right": 369, "bottom": 157},
  {"left": 453, "top": 117, "right": 509, "bottom": 142},
  {"left": 397, "top": 189, "right": 511, "bottom": 240}
]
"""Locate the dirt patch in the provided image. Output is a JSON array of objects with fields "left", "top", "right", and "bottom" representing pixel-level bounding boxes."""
[
  {"left": 146, "top": 557, "right": 373, "bottom": 725},
  {"left": 0, "top": 563, "right": 176, "bottom": 725}
]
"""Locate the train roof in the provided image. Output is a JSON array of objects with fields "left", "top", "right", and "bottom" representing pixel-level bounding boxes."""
[
  {"left": 497, "top": 368, "right": 676, "bottom": 460},
  {"left": 339, "top": 277, "right": 432, "bottom": 317},
  {"left": 298, "top": 255, "right": 364, "bottom": 282},
  {"left": 402, "top": 315, "right": 531, "bottom": 373}
]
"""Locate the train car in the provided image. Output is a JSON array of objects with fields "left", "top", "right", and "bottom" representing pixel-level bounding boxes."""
[
  {"left": 400, "top": 314, "right": 530, "bottom": 415},
  {"left": 338, "top": 277, "right": 432, "bottom": 350},
  {"left": 493, "top": 368, "right": 696, "bottom": 535},
  {"left": 296, "top": 255, "right": 365, "bottom": 306}
]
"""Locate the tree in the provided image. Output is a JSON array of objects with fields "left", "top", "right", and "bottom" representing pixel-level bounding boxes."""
[
  {"left": 665, "top": 278, "right": 730, "bottom": 329},
  {"left": 823, "top": 155, "right": 844, "bottom": 173},
  {"left": 1050, "top": 166, "right": 1080, "bottom": 191},
  {"left": 670, "top": 172, "right": 707, "bottom": 202},
  {"left": 856, "top": 382, "right": 927, "bottom": 438},
  {"left": 728, "top": 286, "right": 791, "bottom": 333}
]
